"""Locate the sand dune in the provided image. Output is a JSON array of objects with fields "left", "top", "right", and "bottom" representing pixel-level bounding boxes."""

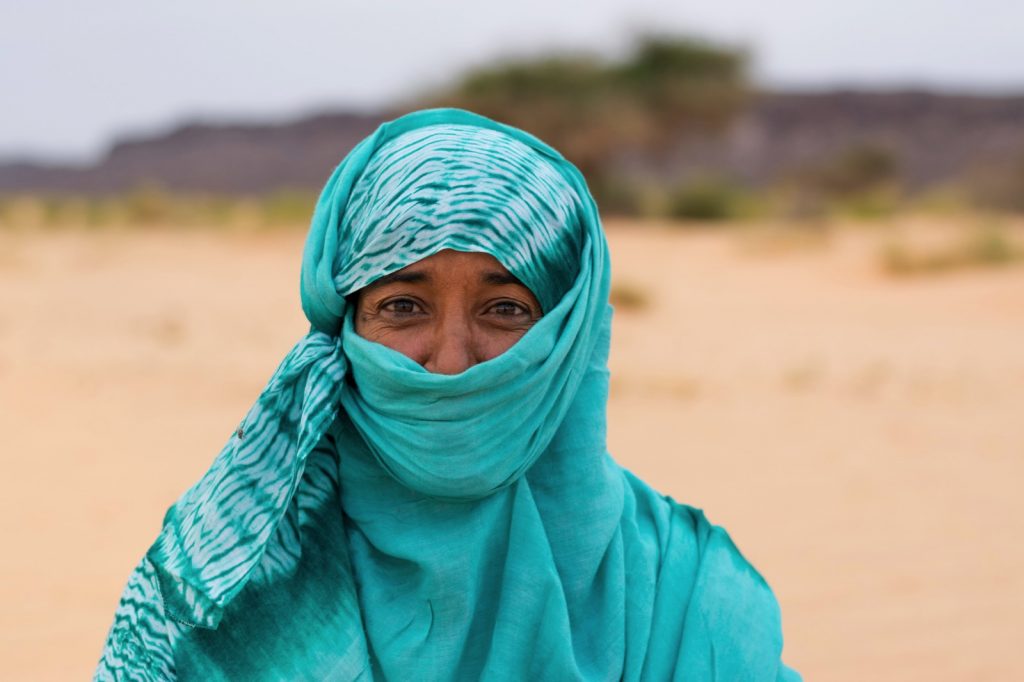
[{"left": 1, "top": 220, "right": 1021, "bottom": 680}]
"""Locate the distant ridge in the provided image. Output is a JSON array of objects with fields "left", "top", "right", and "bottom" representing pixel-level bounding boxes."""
[
  {"left": 2, "top": 91, "right": 1023, "bottom": 194},
  {"left": 0, "top": 111, "right": 391, "bottom": 194},
  {"left": 672, "top": 89, "right": 1024, "bottom": 190}
]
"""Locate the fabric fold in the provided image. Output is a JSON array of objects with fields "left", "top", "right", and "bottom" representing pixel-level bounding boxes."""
[{"left": 145, "top": 331, "right": 346, "bottom": 628}]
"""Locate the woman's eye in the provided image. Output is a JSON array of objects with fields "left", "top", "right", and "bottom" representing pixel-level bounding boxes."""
[
  {"left": 382, "top": 298, "right": 421, "bottom": 315},
  {"left": 490, "top": 301, "right": 529, "bottom": 317}
]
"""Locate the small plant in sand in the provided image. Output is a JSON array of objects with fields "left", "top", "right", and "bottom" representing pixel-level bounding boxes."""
[
  {"left": 609, "top": 282, "right": 650, "bottom": 311},
  {"left": 666, "top": 175, "right": 748, "bottom": 222},
  {"left": 880, "top": 222, "right": 1024, "bottom": 275}
]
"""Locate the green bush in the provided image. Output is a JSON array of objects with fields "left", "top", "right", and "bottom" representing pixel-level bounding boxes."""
[
  {"left": 792, "top": 143, "right": 904, "bottom": 220},
  {"left": 260, "top": 190, "right": 318, "bottom": 226},
  {"left": 881, "top": 224, "right": 1023, "bottom": 275},
  {"left": 124, "top": 184, "right": 173, "bottom": 223},
  {"left": 666, "top": 175, "right": 746, "bottom": 221},
  {"left": 428, "top": 34, "right": 750, "bottom": 200}
]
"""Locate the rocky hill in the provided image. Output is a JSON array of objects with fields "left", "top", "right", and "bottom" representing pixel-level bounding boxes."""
[
  {"left": 2, "top": 91, "right": 1023, "bottom": 194},
  {"left": 0, "top": 111, "right": 387, "bottom": 194},
  {"left": 667, "top": 90, "right": 1024, "bottom": 189}
]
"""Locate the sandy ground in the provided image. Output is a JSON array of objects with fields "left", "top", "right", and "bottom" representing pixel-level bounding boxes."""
[{"left": 1, "top": 219, "right": 1022, "bottom": 680}]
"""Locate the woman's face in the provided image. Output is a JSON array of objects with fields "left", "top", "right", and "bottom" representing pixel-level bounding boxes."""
[{"left": 354, "top": 249, "right": 543, "bottom": 375}]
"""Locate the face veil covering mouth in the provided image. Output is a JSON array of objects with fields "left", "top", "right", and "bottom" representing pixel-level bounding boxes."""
[{"left": 96, "top": 109, "right": 800, "bottom": 681}]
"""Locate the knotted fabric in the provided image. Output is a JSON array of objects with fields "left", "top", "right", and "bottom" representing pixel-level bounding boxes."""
[{"left": 95, "top": 108, "right": 800, "bottom": 681}]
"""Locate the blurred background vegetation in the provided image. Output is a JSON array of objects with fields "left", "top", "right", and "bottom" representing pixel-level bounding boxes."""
[
  {"left": 2, "top": 34, "right": 1023, "bottom": 243},
  {"left": 427, "top": 35, "right": 750, "bottom": 213}
]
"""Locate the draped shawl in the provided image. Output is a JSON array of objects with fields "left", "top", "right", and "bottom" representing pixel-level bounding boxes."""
[{"left": 95, "top": 108, "right": 800, "bottom": 681}]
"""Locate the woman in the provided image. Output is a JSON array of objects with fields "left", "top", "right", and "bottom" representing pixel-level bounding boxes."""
[{"left": 95, "top": 109, "right": 800, "bottom": 680}]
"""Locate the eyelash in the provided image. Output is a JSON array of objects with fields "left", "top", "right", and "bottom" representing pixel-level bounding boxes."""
[
  {"left": 489, "top": 301, "right": 530, "bottom": 317},
  {"left": 380, "top": 298, "right": 423, "bottom": 316},
  {"left": 377, "top": 298, "right": 532, "bottom": 318}
]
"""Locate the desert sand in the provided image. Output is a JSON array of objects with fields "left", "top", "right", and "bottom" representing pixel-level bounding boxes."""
[{"left": 1, "top": 219, "right": 1021, "bottom": 680}]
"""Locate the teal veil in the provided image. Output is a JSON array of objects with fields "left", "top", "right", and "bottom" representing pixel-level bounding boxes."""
[{"left": 96, "top": 109, "right": 800, "bottom": 680}]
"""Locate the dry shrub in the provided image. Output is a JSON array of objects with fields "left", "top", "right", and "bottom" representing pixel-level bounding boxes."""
[
  {"left": 881, "top": 223, "right": 1023, "bottom": 275},
  {"left": 609, "top": 282, "right": 650, "bottom": 311}
]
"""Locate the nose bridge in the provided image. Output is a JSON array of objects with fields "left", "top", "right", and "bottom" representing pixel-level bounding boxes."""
[{"left": 426, "top": 307, "right": 476, "bottom": 375}]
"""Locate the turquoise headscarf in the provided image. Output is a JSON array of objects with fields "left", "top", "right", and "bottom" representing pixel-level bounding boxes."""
[{"left": 95, "top": 109, "right": 800, "bottom": 680}]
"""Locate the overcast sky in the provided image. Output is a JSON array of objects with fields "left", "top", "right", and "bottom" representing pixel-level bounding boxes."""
[{"left": 3, "top": 0, "right": 1022, "bottom": 162}]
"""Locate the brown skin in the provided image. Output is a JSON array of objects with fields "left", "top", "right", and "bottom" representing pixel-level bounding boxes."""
[{"left": 353, "top": 249, "right": 543, "bottom": 375}]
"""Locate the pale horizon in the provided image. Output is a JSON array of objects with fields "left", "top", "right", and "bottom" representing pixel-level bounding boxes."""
[{"left": 4, "top": 0, "right": 1023, "bottom": 163}]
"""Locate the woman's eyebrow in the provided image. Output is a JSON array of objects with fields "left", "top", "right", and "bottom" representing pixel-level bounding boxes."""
[
  {"left": 483, "top": 271, "right": 523, "bottom": 286},
  {"left": 370, "top": 271, "right": 429, "bottom": 288}
]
